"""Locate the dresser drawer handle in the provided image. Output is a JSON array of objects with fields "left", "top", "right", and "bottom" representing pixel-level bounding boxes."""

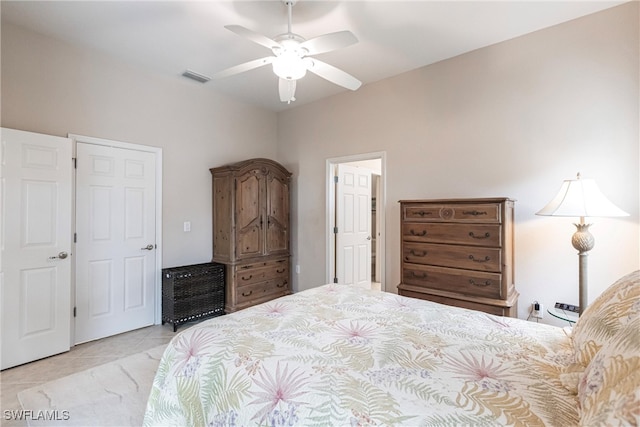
[
  {"left": 242, "top": 290, "right": 253, "bottom": 297},
  {"left": 241, "top": 265, "right": 253, "bottom": 270},
  {"left": 469, "top": 232, "right": 490, "bottom": 239},
  {"left": 415, "top": 210, "right": 432, "bottom": 217},
  {"left": 241, "top": 275, "right": 253, "bottom": 281},
  {"left": 469, "top": 255, "right": 490, "bottom": 263},
  {"left": 469, "top": 279, "right": 492, "bottom": 287},
  {"left": 276, "top": 268, "right": 286, "bottom": 273},
  {"left": 277, "top": 281, "right": 287, "bottom": 288},
  {"left": 463, "top": 210, "right": 488, "bottom": 216},
  {"left": 409, "top": 249, "right": 428, "bottom": 257},
  {"left": 410, "top": 271, "right": 428, "bottom": 279},
  {"left": 410, "top": 229, "right": 427, "bottom": 236}
]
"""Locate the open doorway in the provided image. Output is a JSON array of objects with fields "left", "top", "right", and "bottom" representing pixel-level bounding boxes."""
[{"left": 326, "top": 152, "right": 385, "bottom": 291}]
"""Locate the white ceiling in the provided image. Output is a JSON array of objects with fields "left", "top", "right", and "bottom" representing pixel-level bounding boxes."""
[{"left": 2, "top": 1, "right": 627, "bottom": 112}]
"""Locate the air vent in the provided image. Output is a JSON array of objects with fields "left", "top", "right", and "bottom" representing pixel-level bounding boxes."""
[{"left": 182, "top": 69, "right": 211, "bottom": 83}]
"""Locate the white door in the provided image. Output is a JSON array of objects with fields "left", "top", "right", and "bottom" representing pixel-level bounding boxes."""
[
  {"left": 75, "top": 142, "right": 156, "bottom": 344},
  {"left": 336, "top": 164, "right": 372, "bottom": 288},
  {"left": 1, "top": 128, "right": 72, "bottom": 369}
]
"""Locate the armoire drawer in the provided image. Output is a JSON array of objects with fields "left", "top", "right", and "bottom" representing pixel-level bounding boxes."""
[
  {"left": 402, "top": 223, "right": 502, "bottom": 247},
  {"left": 403, "top": 242, "right": 502, "bottom": 272},
  {"left": 236, "top": 277, "right": 289, "bottom": 305},
  {"left": 403, "top": 203, "right": 501, "bottom": 223},
  {"left": 401, "top": 264, "right": 503, "bottom": 299},
  {"left": 234, "top": 258, "right": 289, "bottom": 286}
]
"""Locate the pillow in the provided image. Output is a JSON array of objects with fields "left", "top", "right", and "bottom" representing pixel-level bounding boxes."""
[
  {"left": 578, "top": 317, "right": 640, "bottom": 426},
  {"left": 570, "top": 270, "right": 640, "bottom": 369}
]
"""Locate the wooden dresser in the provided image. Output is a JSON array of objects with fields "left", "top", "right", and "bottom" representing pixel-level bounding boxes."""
[
  {"left": 397, "top": 198, "right": 518, "bottom": 317},
  {"left": 211, "top": 158, "right": 292, "bottom": 313}
]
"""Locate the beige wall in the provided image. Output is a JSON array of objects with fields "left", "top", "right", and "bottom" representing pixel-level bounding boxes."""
[
  {"left": 2, "top": 3, "right": 638, "bottom": 324},
  {"left": 1, "top": 22, "right": 279, "bottom": 268},
  {"left": 277, "top": 2, "right": 640, "bottom": 323}
]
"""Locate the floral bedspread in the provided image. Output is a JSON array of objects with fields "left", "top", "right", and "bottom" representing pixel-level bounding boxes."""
[{"left": 144, "top": 284, "right": 578, "bottom": 426}]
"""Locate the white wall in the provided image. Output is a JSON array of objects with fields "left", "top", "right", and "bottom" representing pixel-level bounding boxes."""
[
  {"left": 1, "top": 22, "right": 279, "bottom": 268},
  {"left": 277, "top": 2, "right": 640, "bottom": 325}
]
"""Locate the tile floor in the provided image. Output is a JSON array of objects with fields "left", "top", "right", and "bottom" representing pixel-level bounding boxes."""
[{"left": 0, "top": 324, "right": 176, "bottom": 427}]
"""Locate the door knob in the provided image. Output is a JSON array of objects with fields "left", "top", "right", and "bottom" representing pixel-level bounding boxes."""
[
  {"left": 141, "top": 244, "right": 154, "bottom": 250},
  {"left": 49, "top": 251, "right": 68, "bottom": 260},
  {"left": 366, "top": 236, "right": 372, "bottom": 240}
]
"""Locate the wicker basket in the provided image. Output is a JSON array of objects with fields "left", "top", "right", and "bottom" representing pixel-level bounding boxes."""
[{"left": 162, "top": 262, "right": 225, "bottom": 331}]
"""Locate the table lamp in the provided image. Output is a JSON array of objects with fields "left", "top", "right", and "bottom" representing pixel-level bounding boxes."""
[{"left": 536, "top": 173, "right": 628, "bottom": 315}]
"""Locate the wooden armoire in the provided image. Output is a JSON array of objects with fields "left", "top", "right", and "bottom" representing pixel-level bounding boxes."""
[{"left": 210, "top": 158, "right": 292, "bottom": 313}]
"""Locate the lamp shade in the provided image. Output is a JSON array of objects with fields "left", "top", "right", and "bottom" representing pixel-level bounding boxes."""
[{"left": 536, "top": 174, "right": 629, "bottom": 218}]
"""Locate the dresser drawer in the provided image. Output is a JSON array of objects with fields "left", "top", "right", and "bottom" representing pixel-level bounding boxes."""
[
  {"left": 401, "top": 264, "right": 503, "bottom": 299},
  {"left": 234, "top": 258, "right": 289, "bottom": 286},
  {"left": 402, "top": 223, "right": 501, "bottom": 247},
  {"left": 403, "top": 203, "right": 501, "bottom": 223},
  {"left": 398, "top": 288, "right": 515, "bottom": 317},
  {"left": 403, "top": 242, "right": 502, "bottom": 272}
]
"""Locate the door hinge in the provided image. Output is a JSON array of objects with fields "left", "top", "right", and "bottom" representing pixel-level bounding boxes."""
[
  {"left": 73, "top": 158, "right": 77, "bottom": 169},
  {"left": 73, "top": 307, "right": 77, "bottom": 317},
  {"left": 74, "top": 233, "right": 77, "bottom": 243},
  {"left": 333, "top": 277, "right": 338, "bottom": 283},
  {"left": 333, "top": 226, "right": 338, "bottom": 234},
  {"left": 334, "top": 176, "right": 338, "bottom": 183}
]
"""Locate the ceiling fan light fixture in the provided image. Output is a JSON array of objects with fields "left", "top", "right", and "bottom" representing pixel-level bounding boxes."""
[{"left": 272, "top": 50, "right": 307, "bottom": 80}]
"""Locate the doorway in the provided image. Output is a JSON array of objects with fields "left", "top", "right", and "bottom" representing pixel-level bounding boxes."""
[{"left": 326, "top": 152, "right": 385, "bottom": 291}]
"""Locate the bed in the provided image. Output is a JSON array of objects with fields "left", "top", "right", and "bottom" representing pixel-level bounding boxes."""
[{"left": 144, "top": 270, "right": 639, "bottom": 426}]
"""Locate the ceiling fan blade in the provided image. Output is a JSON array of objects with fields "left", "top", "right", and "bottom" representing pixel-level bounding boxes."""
[
  {"left": 306, "top": 58, "right": 362, "bottom": 91},
  {"left": 212, "top": 57, "right": 275, "bottom": 79},
  {"left": 279, "top": 78, "right": 297, "bottom": 104},
  {"left": 225, "top": 25, "right": 280, "bottom": 51},
  {"left": 300, "top": 30, "right": 358, "bottom": 55}
]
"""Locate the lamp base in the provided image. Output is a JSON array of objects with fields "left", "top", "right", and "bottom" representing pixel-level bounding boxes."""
[
  {"left": 572, "top": 223, "right": 593, "bottom": 316},
  {"left": 572, "top": 223, "right": 595, "bottom": 254}
]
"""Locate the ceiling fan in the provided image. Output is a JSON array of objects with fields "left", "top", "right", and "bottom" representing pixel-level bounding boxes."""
[{"left": 212, "top": 0, "right": 362, "bottom": 104}]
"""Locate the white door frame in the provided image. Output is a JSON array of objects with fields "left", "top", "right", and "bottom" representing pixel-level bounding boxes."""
[
  {"left": 69, "top": 134, "right": 163, "bottom": 342},
  {"left": 326, "top": 152, "right": 386, "bottom": 291}
]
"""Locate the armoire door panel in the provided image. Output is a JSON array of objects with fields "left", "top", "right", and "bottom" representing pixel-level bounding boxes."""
[
  {"left": 266, "top": 174, "right": 289, "bottom": 254},
  {"left": 236, "top": 172, "right": 263, "bottom": 258}
]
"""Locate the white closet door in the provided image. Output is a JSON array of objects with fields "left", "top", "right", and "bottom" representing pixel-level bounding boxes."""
[
  {"left": 336, "top": 164, "right": 372, "bottom": 289},
  {"left": 75, "top": 142, "right": 156, "bottom": 344},
  {"left": 1, "top": 128, "right": 72, "bottom": 369}
]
